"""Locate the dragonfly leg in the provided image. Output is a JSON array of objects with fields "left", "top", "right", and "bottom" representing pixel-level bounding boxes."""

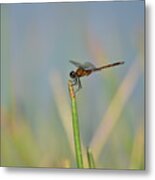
[
  {"left": 71, "top": 77, "right": 77, "bottom": 86},
  {"left": 75, "top": 78, "right": 82, "bottom": 93}
]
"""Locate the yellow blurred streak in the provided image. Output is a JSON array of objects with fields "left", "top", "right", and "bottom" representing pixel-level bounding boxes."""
[
  {"left": 1, "top": 109, "right": 42, "bottom": 166},
  {"left": 90, "top": 58, "right": 143, "bottom": 162},
  {"left": 49, "top": 71, "right": 88, "bottom": 167},
  {"left": 1, "top": 72, "right": 42, "bottom": 166},
  {"left": 129, "top": 126, "right": 144, "bottom": 169},
  {"left": 87, "top": 31, "right": 109, "bottom": 64},
  {"left": 60, "top": 159, "right": 71, "bottom": 168}
]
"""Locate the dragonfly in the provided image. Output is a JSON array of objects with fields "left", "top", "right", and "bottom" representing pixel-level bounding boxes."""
[{"left": 69, "top": 60, "right": 124, "bottom": 92}]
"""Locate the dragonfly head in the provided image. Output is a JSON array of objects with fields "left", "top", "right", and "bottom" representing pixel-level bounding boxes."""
[{"left": 69, "top": 71, "right": 76, "bottom": 79}]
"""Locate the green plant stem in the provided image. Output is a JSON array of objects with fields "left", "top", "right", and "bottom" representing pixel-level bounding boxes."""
[
  {"left": 87, "top": 147, "right": 95, "bottom": 168},
  {"left": 68, "top": 80, "right": 83, "bottom": 168}
]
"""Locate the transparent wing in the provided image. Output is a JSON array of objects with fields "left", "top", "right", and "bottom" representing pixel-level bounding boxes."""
[
  {"left": 82, "top": 62, "right": 96, "bottom": 70},
  {"left": 69, "top": 60, "right": 96, "bottom": 70},
  {"left": 69, "top": 60, "right": 84, "bottom": 68}
]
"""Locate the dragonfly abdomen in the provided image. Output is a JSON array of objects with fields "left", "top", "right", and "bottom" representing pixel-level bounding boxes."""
[{"left": 93, "top": 61, "right": 125, "bottom": 71}]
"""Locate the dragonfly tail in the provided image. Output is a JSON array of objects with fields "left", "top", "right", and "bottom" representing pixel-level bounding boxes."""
[{"left": 93, "top": 61, "right": 125, "bottom": 71}]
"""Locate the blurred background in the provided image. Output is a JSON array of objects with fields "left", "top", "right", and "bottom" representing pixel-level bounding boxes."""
[{"left": 1, "top": 1, "right": 144, "bottom": 169}]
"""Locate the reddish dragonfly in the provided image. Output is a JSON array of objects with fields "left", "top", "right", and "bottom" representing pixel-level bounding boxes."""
[{"left": 69, "top": 60, "right": 124, "bottom": 92}]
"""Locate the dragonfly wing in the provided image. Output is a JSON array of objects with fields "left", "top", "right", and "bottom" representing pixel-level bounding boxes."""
[
  {"left": 82, "top": 62, "right": 96, "bottom": 70},
  {"left": 69, "top": 60, "right": 96, "bottom": 70},
  {"left": 69, "top": 60, "right": 84, "bottom": 68}
]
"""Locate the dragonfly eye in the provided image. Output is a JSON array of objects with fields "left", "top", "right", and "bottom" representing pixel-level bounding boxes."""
[{"left": 70, "top": 71, "right": 76, "bottom": 79}]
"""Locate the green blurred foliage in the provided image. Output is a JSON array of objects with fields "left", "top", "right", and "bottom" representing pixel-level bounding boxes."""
[{"left": 1, "top": 2, "right": 144, "bottom": 169}]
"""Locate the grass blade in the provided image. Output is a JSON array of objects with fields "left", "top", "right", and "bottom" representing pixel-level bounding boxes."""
[
  {"left": 68, "top": 80, "right": 83, "bottom": 168},
  {"left": 87, "top": 147, "right": 95, "bottom": 168}
]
